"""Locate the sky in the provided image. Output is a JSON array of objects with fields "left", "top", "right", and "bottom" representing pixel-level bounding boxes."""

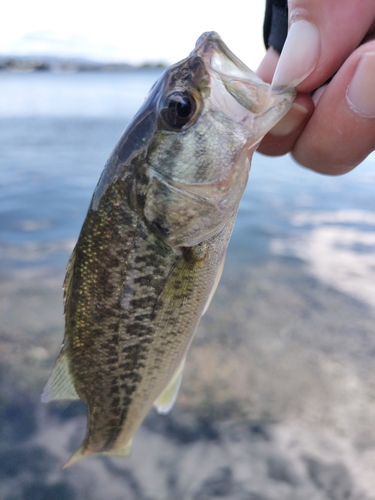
[{"left": 1, "top": 0, "right": 266, "bottom": 68}]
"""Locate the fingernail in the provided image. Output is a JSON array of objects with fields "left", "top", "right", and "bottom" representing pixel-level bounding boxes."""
[
  {"left": 347, "top": 52, "right": 375, "bottom": 118},
  {"left": 268, "top": 102, "right": 309, "bottom": 136},
  {"left": 272, "top": 20, "right": 320, "bottom": 89}
]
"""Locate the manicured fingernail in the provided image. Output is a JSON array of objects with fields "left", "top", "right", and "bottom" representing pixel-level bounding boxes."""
[
  {"left": 272, "top": 20, "right": 320, "bottom": 89},
  {"left": 347, "top": 52, "right": 375, "bottom": 118},
  {"left": 268, "top": 102, "right": 309, "bottom": 136}
]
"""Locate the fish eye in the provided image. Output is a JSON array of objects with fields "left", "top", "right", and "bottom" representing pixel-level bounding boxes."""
[{"left": 159, "top": 91, "right": 197, "bottom": 130}]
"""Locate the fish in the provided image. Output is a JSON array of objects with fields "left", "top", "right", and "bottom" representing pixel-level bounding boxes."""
[{"left": 42, "top": 31, "right": 295, "bottom": 467}]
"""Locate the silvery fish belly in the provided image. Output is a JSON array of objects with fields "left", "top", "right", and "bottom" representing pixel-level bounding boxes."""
[{"left": 42, "top": 32, "right": 295, "bottom": 466}]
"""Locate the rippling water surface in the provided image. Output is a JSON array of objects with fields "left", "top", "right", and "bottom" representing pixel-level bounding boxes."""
[{"left": 1, "top": 71, "right": 374, "bottom": 500}]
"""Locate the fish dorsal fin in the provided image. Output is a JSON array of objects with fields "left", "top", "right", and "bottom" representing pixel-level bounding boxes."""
[
  {"left": 154, "top": 358, "right": 185, "bottom": 415},
  {"left": 63, "top": 246, "right": 76, "bottom": 313},
  {"left": 41, "top": 348, "right": 79, "bottom": 402}
]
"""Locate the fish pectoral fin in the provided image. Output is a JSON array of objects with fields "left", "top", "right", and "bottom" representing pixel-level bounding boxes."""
[
  {"left": 154, "top": 358, "right": 186, "bottom": 415},
  {"left": 41, "top": 348, "right": 79, "bottom": 402},
  {"left": 63, "top": 438, "right": 133, "bottom": 468}
]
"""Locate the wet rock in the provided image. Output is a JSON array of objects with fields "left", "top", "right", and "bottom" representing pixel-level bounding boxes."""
[
  {"left": 226, "top": 420, "right": 271, "bottom": 444},
  {"left": 193, "top": 467, "right": 243, "bottom": 500},
  {"left": 1, "top": 396, "right": 37, "bottom": 444},
  {"left": 0, "top": 445, "right": 58, "bottom": 479},
  {"left": 245, "top": 494, "right": 271, "bottom": 500},
  {"left": 304, "top": 456, "right": 353, "bottom": 500},
  {"left": 143, "top": 409, "right": 220, "bottom": 445},
  {"left": 246, "top": 421, "right": 272, "bottom": 443},
  {"left": 47, "top": 400, "right": 86, "bottom": 421},
  {"left": 103, "top": 462, "right": 146, "bottom": 497},
  {"left": 22, "top": 481, "right": 76, "bottom": 500},
  {"left": 267, "top": 455, "right": 299, "bottom": 486}
]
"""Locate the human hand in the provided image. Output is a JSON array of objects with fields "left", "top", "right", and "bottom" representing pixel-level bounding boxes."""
[{"left": 257, "top": 0, "right": 375, "bottom": 175}]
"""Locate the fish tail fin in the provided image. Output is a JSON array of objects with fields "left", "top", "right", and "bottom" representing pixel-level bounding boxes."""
[
  {"left": 62, "top": 438, "right": 134, "bottom": 468},
  {"left": 62, "top": 447, "right": 88, "bottom": 468}
]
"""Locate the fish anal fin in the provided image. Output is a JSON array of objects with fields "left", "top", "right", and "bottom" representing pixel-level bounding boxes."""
[
  {"left": 41, "top": 348, "right": 79, "bottom": 402},
  {"left": 63, "top": 438, "right": 133, "bottom": 468},
  {"left": 202, "top": 252, "right": 225, "bottom": 316},
  {"left": 154, "top": 359, "right": 185, "bottom": 415}
]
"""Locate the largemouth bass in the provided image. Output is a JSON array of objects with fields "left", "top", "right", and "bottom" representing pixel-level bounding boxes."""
[{"left": 42, "top": 32, "right": 295, "bottom": 466}]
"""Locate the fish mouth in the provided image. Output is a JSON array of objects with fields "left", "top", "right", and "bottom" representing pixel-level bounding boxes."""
[{"left": 191, "top": 31, "right": 295, "bottom": 140}]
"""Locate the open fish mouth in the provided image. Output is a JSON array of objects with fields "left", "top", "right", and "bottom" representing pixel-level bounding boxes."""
[{"left": 191, "top": 31, "right": 295, "bottom": 139}]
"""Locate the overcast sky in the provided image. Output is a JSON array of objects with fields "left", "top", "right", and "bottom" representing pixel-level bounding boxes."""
[{"left": 1, "top": 1, "right": 266, "bottom": 68}]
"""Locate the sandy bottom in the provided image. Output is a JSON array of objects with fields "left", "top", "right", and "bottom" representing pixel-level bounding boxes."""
[{"left": 1, "top": 252, "right": 375, "bottom": 500}]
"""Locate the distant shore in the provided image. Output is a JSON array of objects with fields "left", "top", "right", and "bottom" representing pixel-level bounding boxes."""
[{"left": 0, "top": 56, "right": 167, "bottom": 73}]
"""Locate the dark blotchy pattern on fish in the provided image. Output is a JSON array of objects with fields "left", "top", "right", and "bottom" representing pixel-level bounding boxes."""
[
  {"left": 64, "top": 173, "right": 234, "bottom": 454},
  {"left": 65, "top": 178, "right": 173, "bottom": 450}
]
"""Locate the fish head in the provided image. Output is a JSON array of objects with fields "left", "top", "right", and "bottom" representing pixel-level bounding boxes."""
[{"left": 93, "top": 32, "right": 295, "bottom": 249}]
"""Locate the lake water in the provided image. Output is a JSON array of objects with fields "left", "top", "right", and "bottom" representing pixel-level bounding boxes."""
[{"left": 1, "top": 71, "right": 375, "bottom": 500}]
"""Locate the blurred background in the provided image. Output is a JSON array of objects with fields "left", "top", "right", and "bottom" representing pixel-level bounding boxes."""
[{"left": 1, "top": 2, "right": 375, "bottom": 499}]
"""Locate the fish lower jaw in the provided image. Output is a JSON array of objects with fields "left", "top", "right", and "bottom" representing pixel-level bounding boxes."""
[{"left": 253, "top": 104, "right": 293, "bottom": 139}]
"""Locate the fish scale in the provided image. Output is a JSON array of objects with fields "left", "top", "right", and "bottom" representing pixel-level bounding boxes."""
[
  {"left": 42, "top": 31, "right": 295, "bottom": 466},
  {"left": 72, "top": 201, "right": 231, "bottom": 459}
]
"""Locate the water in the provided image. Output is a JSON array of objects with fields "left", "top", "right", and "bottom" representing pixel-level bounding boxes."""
[{"left": 1, "top": 71, "right": 375, "bottom": 499}]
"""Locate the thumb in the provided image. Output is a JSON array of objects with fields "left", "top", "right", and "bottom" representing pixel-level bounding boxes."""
[{"left": 272, "top": 0, "right": 375, "bottom": 92}]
